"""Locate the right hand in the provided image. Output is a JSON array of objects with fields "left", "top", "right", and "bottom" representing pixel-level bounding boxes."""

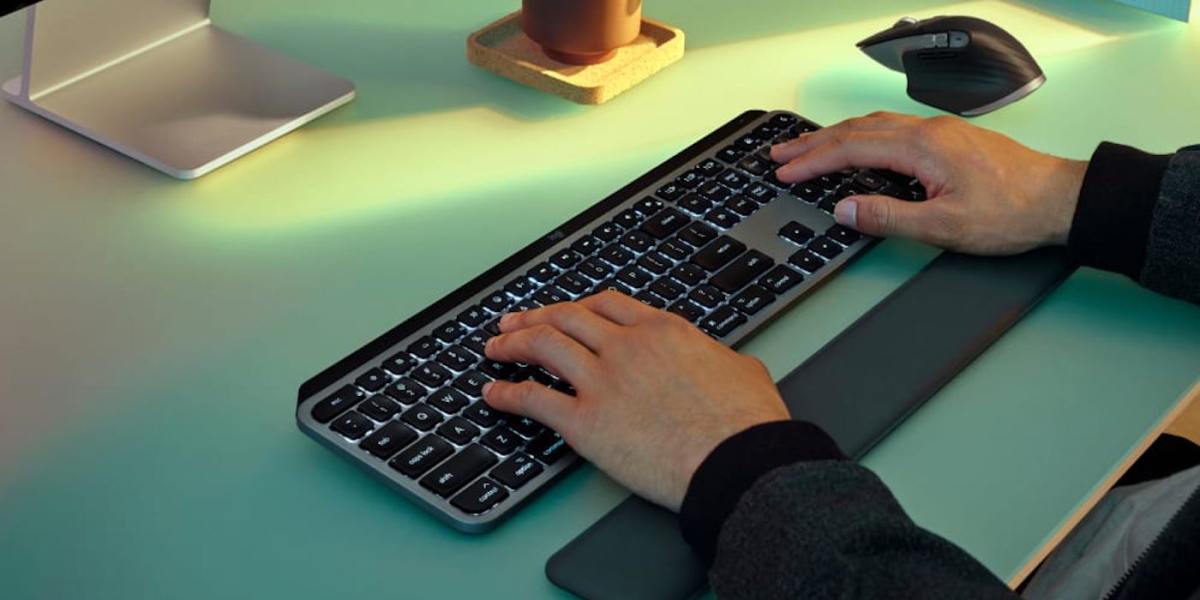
[{"left": 770, "top": 112, "right": 1090, "bottom": 256}]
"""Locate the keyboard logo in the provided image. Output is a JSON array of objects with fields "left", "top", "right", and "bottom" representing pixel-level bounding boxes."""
[{"left": 546, "top": 230, "right": 566, "bottom": 242}]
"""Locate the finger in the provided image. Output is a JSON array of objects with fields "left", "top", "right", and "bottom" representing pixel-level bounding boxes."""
[
  {"left": 499, "top": 302, "right": 620, "bottom": 351},
  {"left": 770, "top": 112, "right": 916, "bottom": 164},
  {"left": 485, "top": 325, "right": 598, "bottom": 385},
  {"left": 483, "top": 380, "right": 576, "bottom": 435},
  {"left": 835, "top": 194, "right": 949, "bottom": 243},
  {"left": 576, "top": 290, "right": 656, "bottom": 326},
  {"left": 774, "top": 130, "right": 916, "bottom": 184}
]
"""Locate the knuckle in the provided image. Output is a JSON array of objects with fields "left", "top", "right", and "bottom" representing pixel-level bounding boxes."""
[{"left": 864, "top": 198, "right": 894, "bottom": 232}]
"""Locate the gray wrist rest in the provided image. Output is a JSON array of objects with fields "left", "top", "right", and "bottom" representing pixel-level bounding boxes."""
[{"left": 545, "top": 248, "right": 1076, "bottom": 600}]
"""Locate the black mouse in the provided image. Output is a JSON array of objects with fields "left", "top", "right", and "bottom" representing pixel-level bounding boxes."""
[{"left": 857, "top": 16, "right": 1045, "bottom": 116}]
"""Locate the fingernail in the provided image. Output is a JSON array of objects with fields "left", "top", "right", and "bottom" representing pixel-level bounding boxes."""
[
  {"left": 482, "top": 382, "right": 493, "bottom": 397},
  {"left": 835, "top": 199, "right": 858, "bottom": 228}
]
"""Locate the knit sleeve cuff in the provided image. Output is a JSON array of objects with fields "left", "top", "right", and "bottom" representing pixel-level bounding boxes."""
[{"left": 678, "top": 420, "right": 846, "bottom": 565}]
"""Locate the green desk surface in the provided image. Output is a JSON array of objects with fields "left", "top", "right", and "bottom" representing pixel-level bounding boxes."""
[{"left": 2, "top": 1, "right": 1199, "bottom": 597}]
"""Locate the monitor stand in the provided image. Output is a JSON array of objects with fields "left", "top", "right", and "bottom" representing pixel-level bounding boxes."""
[{"left": 1, "top": 0, "right": 355, "bottom": 179}]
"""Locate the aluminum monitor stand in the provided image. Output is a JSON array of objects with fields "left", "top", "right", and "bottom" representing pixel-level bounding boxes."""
[{"left": 1, "top": 0, "right": 355, "bottom": 179}]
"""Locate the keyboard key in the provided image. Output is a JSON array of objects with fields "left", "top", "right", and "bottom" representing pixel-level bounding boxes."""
[
  {"left": 510, "top": 416, "right": 546, "bottom": 438},
  {"left": 701, "top": 306, "right": 748, "bottom": 338},
  {"left": 359, "top": 395, "right": 402, "bottom": 421},
  {"left": 718, "top": 169, "right": 750, "bottom": 189},
  {"left": 717, "top": 145, "right": 745, "bottom": 163},
  {"left": 491, "top": 453, "right": 544, "bottom": 489},
  {"left": 769, "top": 113, "right": 799, "bottom": 128},
  {"left": 745, "top": 182, "right": 777, "bottom": 203},
  {"left": 710, "top": 250, "right": 775, "bottom": 293},
  {"left": 617, "top": 266, "right": 654, "bottom": 289},
  {"left": 791, "top": 182, "right": 825, "bottom": 203},
  {"left": 726, "top": 195, "right": 758, "bottom": 216},
  {"left": 656, "top": 182, "right": 686, "bottom": 202},
  {"left": 331, "top": 411, "right": 374, "bottom": 440},
  {"left": 705, "top": 207, "right": 740, "bottom": 229},
  {"left": 360, "top": 421, "right": 418, "bottom": 459},
  {"left": 402, "top": 404, "right": 445, "bottom": 431},
  {"left": 527, "top": 262, "right": 557, "bottom": 284},
  {"left": 457, "top": 305, "right": 489, "bottom": 328},
  {"left": 759, "top": 265, "right": 805, "bottom": 294},
  {"left": 818, "top": 195, "right": 840, "bottom": 214},
  {"left": 854, "top": 170, "right": 888, "bottom": 191},
  {"left": 678, "top": 222, "right": 718, "bottom": 247},
  {"left": 311, "top": 385, "right": 367, "bottom": 423},
  {"left": 827, "top": 225, "right": 862, "bottom": 245},
  {"left": 634, "top": 196, "right": 665, "bottom": 216},
  {"left": 692, "top": 236, "right": 746, "bottom": 271},
  {"left": 421, "top": 445, "right": 498, "bottom": 497},
  {"left": 615, "top": 209, "right": 642, "bottom": 230},
  {"left": 640, "top": 207, "right": 690, "bottom": 239},
  {"left": 407, "top": 336, "right": 440, "bottom": 359},
  {"left": 428, "top": 388, "right": 471, "bottom": 414},
  {"left": 461, "top": 330, "right": 491, "bottom": 356},
  {"left": 599, "top": 244, "right": 635, "bottom": 267},
  {"left": 689, "top": 284, "right": 726, "bottom": 309},
  {"left": 731, "top": 285, "right": 777, "bottom": 315},
  {"left": 480, "top": 360, "right": 517, "bottom": 380},
  {"left": 670, "top": 262, "right": 707, "bottom": 286},
  {"left": 578, "top": 256, "right": 615, "bottom": 280},
  {"left": 737, "top": 154, "right": 771, "bottom": 176},
  {"left": 504, "top": 277, "right": 536, "bottom": 298},
  {"left": 593, "top": 279, "right": 633, "bottom": 296},
  {"left": 451, "top": 477, "right": 509, "bottom": 514},
  {"left": 788, "top": 249, "right": 827, "bottom": 273},
  {"left": 734, "top": 134, "right": 759, "bottom": 151},
  {"left": 571, "top": 235, "right": 603, "bottom": 257},
  {"left": 779, "top": 221, "right": 815, "bottom": 246},
  {"left": 698, "top": 180, "right": 732, "bottom": 203},
  {"left": 432, "top": 321, "right": 466, "bottom": 345},
  {"left": 593, "top": 222, "right": 622, "bottom": 242},
  {"left": 650, "top": 277, "right": 686, "bottom": 301},
  {"left": 696, "top": 158, "right": 724, "bottom": 177},
  {"left": 678, "top": 193, "right": 713, "bottom": 215},
  {"left": 657, "top": 238, "right": 692, "bottom": 261},
  {"left": 463, "top": 401, "right": 502, "bottom": 428},
  {"left": 413, "top": 362, "right": 453, "bottom": 388},
  {"left": 534, "top": 285, "right": 570, "bottom": 306},
  {"left": 438, "top": 417, "right": 482, "bottom": 445},
  {"left": 389, "top": 435, "right": 454, "bottom": 478},
  {"left": 810, "top": 236, "right": 844, "bottom": 259},
  {"left": 527, "top": 431, "right": 571, "bottom": 465},
  {"left": 637, "top": 251, "right": 673, "bottom": 275},
  {"left": 555, "top": 271, "right": 591, "bottom": 295},
  {"left": 384, "top": 378, "right": 427, "bottom": 405},
  {"left": 437, "top": 346, "right": 476, "bottom": 372},
  {"left": 381, "top": 352, "right": 416, "bottom": 376},
  {"left": 481, "top": 426, "right": 522, "bottom": 455},
  {"left": 634, "top": 291, "right": 668, "bottom": 309},
  {"left": 550, "top": 250, "right": 582, "bottom": 271},
  {"left": 619, "top": 230, "right": 655, "bottom": 254},
  {"left": 668, "top": 300, "right": 707, "bottom": 323},
  {"left": 481, "top": 291, "right": 512, "bottom": 313},
  {"left": 453, "top": 370, "right": 492, "bottom": 397},
  {"left": 675, "top": 169, "right": 703, "bottom": 189}
]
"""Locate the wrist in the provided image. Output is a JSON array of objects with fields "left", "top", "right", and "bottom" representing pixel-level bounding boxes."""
[{"left": 1041, "top": 157, "right": 1089, "bottom": 246}]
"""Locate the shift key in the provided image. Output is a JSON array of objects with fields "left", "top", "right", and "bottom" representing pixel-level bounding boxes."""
[{"left": 420, "top": 445, "right": 498, "bottom": 497}]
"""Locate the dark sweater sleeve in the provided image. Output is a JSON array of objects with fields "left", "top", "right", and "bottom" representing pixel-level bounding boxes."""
[
  {"left": 680, "top": 424, "right": 1017, "bottom": 598},
  {"left": 1069, "top": 143, "right": 1200, "bottom": 303}
]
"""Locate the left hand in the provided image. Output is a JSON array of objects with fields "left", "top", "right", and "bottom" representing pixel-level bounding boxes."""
[{"left": 482, "top": 291, "right": 790, "bottom": 511}]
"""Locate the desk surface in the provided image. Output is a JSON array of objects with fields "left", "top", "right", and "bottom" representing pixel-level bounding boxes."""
[{"left": 2, "top": 1, "right": 1200, "bottom": 597}]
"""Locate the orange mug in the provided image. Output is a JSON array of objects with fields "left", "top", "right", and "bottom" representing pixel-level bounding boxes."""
[{"left": 521, "top": 0, "right": 643, "bottom": 65}]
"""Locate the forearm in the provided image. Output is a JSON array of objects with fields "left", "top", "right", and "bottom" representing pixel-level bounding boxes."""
[
  {"left": 1068, "top": 143, "right": 1200, "bottom": 304},
  {"left": 680, "top": 423, "right": 1016, "bottom": 599}
]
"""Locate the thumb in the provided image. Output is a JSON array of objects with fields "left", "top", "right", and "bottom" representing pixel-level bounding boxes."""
[
  {"left": 483, "top": 380, "right": 577, "bottom": 436},
  {"left": 835, "top": 194, "right": 937, "bottom": 241}
]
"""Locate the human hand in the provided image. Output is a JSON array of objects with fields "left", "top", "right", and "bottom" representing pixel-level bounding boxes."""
[
  {"left": 771, "top": 112, "right": 1089, "bottom": 255},
  {"left": 481, "top": 291, "right": 790, "bottom": 511}
]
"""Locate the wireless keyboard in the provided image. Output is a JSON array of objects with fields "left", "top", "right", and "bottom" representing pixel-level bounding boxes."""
[{"left": 295, "top": 110, "right": 926, "bottom": 533}]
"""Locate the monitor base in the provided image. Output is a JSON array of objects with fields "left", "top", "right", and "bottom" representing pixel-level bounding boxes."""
[{"left": 4, "top": 21, "right": 354, "bottom": 179}]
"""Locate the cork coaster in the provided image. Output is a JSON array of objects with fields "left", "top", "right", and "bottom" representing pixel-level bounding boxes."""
[{"left": 467, "top": 12, "right": 685, "bottom": 105}]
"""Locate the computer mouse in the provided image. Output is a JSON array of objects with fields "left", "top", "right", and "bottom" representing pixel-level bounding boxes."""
[{"left": 857, "top": 16, "right": 1045, "bottom": 116}]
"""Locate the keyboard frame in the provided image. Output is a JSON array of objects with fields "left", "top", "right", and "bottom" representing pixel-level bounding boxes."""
[{"left": 296, "top": 109, "right": 891, "bottom": 533}]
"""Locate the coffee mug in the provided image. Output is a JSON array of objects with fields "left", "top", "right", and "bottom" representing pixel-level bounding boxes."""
[{"left": 522, "top": 0, "right": 643, "bottom": 65}]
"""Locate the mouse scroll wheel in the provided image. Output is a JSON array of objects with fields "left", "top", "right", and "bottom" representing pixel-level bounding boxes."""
[{"left": 894, "top": 16, "right": 919, "bottom": 27}]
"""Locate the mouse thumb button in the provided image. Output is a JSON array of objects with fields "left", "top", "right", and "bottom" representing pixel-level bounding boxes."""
[{"left": 949, "top": 31, "right": 970, "bottom": 48}]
